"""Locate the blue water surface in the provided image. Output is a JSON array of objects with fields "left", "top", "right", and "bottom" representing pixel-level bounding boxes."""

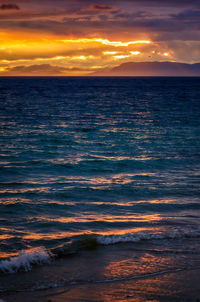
[{"left": 0, "top": 76, "right": 200, "bottom": 257}]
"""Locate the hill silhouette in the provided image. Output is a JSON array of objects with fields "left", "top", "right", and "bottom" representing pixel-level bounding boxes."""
[{"left": 91, "top": 62, "right": 200, "bottom": 76}]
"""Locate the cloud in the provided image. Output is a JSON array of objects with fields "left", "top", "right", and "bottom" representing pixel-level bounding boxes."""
[
  {"left": 0, "top": 3, "right": 20, "bottom": 9},
  {"left": 70, "top": 0, "right": 200, "bottom": 8},
  {"left": 171, "top": 9, "right": 200, "bottom": 22},
  {"left": 76, "top": 3, "right": 117, "bottom": 17},
  {"left": 89, "top": 4, "right": 115, "bottom": 11},
  {"left": 1, "top": 6, "right": 200, "bottom": 43}
]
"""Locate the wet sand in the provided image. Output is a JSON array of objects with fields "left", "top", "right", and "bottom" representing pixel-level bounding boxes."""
[{"left": 2, "top": 268, "right": 200, "bottom": 302}]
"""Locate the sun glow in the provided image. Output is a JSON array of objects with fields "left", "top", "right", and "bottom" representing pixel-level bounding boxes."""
[
  {"left": 0, "top": 35, "right": 157, "bottom": 75},
  {"left": 130, "top": 51, "right": 141, "bottom": 55},
  {"left": 103, "top": 51, "right": 118, "bottom": 55},
  {"left": 71, "top": 55, "right": 87, "bottom": 60},
  {"left": 114, "top": 55, "right": 131, "bottom": 60},
  {"left": 54, "top": 56, "right": 66, "bottom": 60},
  {"left": 60, "top": 38, "right": 151, "bottom": 47}
]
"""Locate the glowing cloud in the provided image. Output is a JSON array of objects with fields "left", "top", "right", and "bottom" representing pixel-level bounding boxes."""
[
  {"left": 130, "top": 51, "right": 141, "bottom": 55},
  {"left": 103, "top": 51, "right": 118, "bottom": 55},
  {"left": 60, "top": 38, "right": 151, "bottom": 47},
  {"left": 114, "top": 55, "right": 131, "bottom": 60}
]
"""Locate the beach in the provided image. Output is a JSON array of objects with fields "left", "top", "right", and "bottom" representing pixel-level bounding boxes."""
[
  {"left": 1, "top": 236, "right": 200, "bottom": 301},
  {"left": 2, "top": 256, "right": 200, "bottom": 301}
]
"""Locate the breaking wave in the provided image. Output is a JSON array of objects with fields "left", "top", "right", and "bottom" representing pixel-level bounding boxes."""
[
  {"left": 1, "top": 226, "right": 200, "bottom": 274},
  {"left": 0, "top": 247, "right": 51, "bottom": 274},
  {"left": 97, "top": 227, "right": 200, "bottom": 245}
]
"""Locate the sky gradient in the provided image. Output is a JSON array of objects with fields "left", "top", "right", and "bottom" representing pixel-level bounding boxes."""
[{"left": 0, "top": 0, "right": 200, "bottom": 75}]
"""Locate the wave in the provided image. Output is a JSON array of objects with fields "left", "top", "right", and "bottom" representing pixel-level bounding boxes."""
[
  {"left": 0, "top": 247, "right": 51, "bottom": 274},
  {"left": 50, "top": 202, "right": 200, "bottom": 212},
  {"left": 97, "top": 228, "right": 200, "bottom": 245},
  {"left": 1, "top": 227, "right": 200, "bottom": 274}
]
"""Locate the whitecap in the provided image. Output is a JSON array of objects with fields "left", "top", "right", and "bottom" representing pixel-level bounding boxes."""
[{"left": 0, "top": 247, "right": 51, "bottom": 274}]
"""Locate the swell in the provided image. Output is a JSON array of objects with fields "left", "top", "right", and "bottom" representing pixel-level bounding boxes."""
[
  {"left": 0, "top": 157, "right": 193, "bottom": 172},
  {"left": 1, "top": 227, "right": 200, "bottom": 274},
  {"left": 1, "top": 200, "right": 200, "bottom": 213}
]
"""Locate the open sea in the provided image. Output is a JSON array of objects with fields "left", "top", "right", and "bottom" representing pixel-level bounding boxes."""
[{"left": 0, "top": 76, "right": 200, "bottom": 299}]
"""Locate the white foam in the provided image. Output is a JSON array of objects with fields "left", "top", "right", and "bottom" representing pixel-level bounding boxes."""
[
  {"left": 0, "top": 247, "right": 51, "bottom": 274},
  {"left": 97, "top": 228, "right": 200, "bottom": 245}
]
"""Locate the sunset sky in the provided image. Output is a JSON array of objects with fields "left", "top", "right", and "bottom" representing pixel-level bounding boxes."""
[{"left": 0, "top": 0, "right": 200, "bottom": 75}]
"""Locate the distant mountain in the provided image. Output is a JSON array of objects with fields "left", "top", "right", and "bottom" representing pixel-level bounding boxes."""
[{"left": 91, "top": 62, "right": 200, "bottom": 76}]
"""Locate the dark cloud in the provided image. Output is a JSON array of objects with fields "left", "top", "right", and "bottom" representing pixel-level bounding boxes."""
[
  {"left": 0, "top": 0, "right": 28, "bottom": 2},
  {"left": 70, "top": 0, "right": 200, "bottom": 7},
  {"left": 124, "top": 0, "right": 200, "bottom": 5},
  {"left": 1, "top": 7, "right": 200, "bottom": 42},
  {"left": 89, "top": 4, "right": 115, "bottom": 11},
  {"left": 171, "top": 9, "right": 200, "bottom": 21},
  {"left": 0, "top": 3, "right": 20, "bottom": 9}
]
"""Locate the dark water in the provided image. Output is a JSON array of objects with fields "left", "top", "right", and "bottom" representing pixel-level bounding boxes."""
[{"left": 0, "top": 77, "right": 200, "bottom": 294}]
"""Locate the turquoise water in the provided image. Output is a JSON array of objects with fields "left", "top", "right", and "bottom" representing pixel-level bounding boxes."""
[{"left": 0, "top": 77, "right": 200, "bottom": 281}]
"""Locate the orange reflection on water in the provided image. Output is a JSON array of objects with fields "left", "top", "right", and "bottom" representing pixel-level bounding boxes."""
[
  {"left": 0, "top": 187, "right": 52, "bottom": 194},
  {"left": 98, "top": 225, "right": 166, "bottom": 236},
  {"left": 33, "top": 212, "right": 162, "bottom": 224},
  {"left": 54, "top": 253, "right": 182, "bottom": 302},
  {"left": 0, "top": 197, "right": 30, "bottom": 205},
  {"left": 22, "top": 229, "right": 92, "bottom": 240},
  {"left": 104, "top": 252, "right": 172, "bottom": 280},
  {"left": 62, "top": 272, "right": 180, "bottom": 302},
  {"left": 0, "top": 234, "right": 14, "bottom": 240},
  {"left": 0, "top": 251, "right": 19, "bottom": 259},
  {"left": 0, "top": 171, "right": 156, "bottom": 196}
]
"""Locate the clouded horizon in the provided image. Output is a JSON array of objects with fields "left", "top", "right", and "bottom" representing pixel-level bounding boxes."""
[{"left": 0, "top": 0, "right": 200, "bottom": 75}]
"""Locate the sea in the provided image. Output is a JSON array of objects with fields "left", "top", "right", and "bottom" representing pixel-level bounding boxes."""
[{"left": 0, "top": 77, "right": 200, "bottom": 298}]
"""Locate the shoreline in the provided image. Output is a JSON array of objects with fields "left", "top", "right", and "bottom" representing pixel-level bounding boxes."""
[{"left": 2, "top": 267, "right": 200, "bottom": 302}]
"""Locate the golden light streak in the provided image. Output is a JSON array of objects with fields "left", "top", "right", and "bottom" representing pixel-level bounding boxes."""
[
  {"left": 90, "top": 65, "right": 105, "bottom": 69},
  {"left": 103, "top": 51, "right": 118, "bottom": 55},
  {"left": 114, "top": 55, "right": 131, "bottom": 60},
  {"left": 163, "top": 52, "right": 169, "bottom": 56},
  {"left": 21, "top": 56, "right": 67, "bottom": 62},
  {"left": 74, "top": 56, "right": 86, "bottom": 60},
  {"left": 54, "top": 56, "right": 66, "bottom": 60},
  {"left": 130, "top": 51, "right": 140, "bottom": 55},
  {"left": 71, "top": 55, "right": 94, "bottom": 60},
  {"left": 60, "top": 38, "right": 151, "bottom": 47}
]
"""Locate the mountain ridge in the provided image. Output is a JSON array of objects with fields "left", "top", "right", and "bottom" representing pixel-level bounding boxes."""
[{"left": 90, "top": 61, "right": 200, "bottom": 76}]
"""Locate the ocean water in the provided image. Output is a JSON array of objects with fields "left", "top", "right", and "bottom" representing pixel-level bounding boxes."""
[{"left": 0, "top": 77, "right": 200, "bottom": 296}]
